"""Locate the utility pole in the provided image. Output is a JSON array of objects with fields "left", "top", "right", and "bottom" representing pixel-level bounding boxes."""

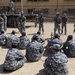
[
  {"left": 21, "top": 0, "right": 23, "bottom": 11},
  {"left": 57, "top": 0, "right": 58, "bottom": 10}
]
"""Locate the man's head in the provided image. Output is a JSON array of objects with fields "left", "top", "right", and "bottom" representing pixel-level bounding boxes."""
[
  {"left": 37, "top": 31, "right": 40, "bottom": 35},
  {"left": 20, "top": 11, "right": 24, "bottom": 16},
  {"left": 22, "top": 32, "right": 26, "bottom": 36},
  {"left": 11, "top": 30, "right": 16, "bottom": 35},
  {"left": 67, "top": 35, "right": 73, "bottom": 41},
  {"left": 1, "top": 30, "right": 4, "bottom": 34},
  {"left": 54, "top": 33, "right": 60, "bottom": 39},
  {"left": 33, "top": 36, "right": 38, "bottom": 41}
]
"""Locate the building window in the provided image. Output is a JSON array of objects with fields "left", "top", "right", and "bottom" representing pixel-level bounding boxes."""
[
  {"left": 12, "top": 0, "right": 21, "bottom": 2},
  {"left": 27, "top": 9, "right": 34, "bottom": 14},
  {"left": 28, "top": 0, "right": 48, "bottom": 1},
  {"left": 42, "top": 9, "right": 49, "bottom": 14},
  {"left": 67, "top": 9, "right": 75, "bottom": 15}
]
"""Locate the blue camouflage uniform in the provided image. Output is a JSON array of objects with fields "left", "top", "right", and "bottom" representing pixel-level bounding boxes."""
[
  {"left": 17, "top": 15, "right": 26, "bottom": 34},
  {"left": 0, "top": 34, "right": 7, "bottom": 46},
  {"left": 61, "top": 13, "right": 67, "bottom": 35},
  {"left": 38, "top": 13, "right": 44, "bottom": 34},
  {"left": 26, "top": 40, "right": 44, "bottom": 62},
  {"left": 32, "top": 34, "right": 45, "bottom": 43},
  {"left": 44, "top": 44, "right": 68, "bottom": 75},
  {"left": 4, "top": 48, "right": 26, "bottom": 71},
  {"left": 46, "top": 38, "right": 62, "bottom": 52},
  {"left": 63, "top": 39, "right": 75, "bottom": 57},
  {"left": 18, "top": 35, "right": 30, "bottom": 49},
  {"left": 6, "top": 34, "right": 20, "bottom": 48},
  {"left": 54, "top": 14, "right": 62, "bottom": 34},
  {"left": 0, "top": 16, "right": 4, "bottom": 32},
  {"left": 2, "top": 14, "right": 7, "bottom": 31}
]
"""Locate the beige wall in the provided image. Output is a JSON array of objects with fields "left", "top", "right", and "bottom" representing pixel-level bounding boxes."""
[{"left": 1, "top": 0, "right": 75, "bottom": 16}]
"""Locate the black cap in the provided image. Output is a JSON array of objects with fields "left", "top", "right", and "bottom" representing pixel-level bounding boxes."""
[{"left": 11, "top": 30, "right": 16, "bottom": 34}]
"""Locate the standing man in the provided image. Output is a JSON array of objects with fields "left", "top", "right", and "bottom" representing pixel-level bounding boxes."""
[
  {"left": 2, "top": 13, "right": 7, "bottom": 31},
  {"left": 54, "top": 13, "right": 62, "bottom": 34},
  {"left": 38, "top": 13, "right": 44, "bottom": 35},
  {"left": 8, "top": 0, "right": 14, "bottom": 14},
  {"left": 17, "top": 11, "right": 26, "bottom": 34},
  {"left": 0, "top": 14, "right": 4, "bottom": 32},
  {"left": 61, "top": 13, "right": 67, "bottom": 35},
  {"left": 35, "top": 14, "right": 38, "bottom": 27}
]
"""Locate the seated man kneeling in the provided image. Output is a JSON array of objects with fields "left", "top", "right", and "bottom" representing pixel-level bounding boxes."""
[
  {"left": 3, "top": 43, "right": 26, "bottom": 71},
  {"left": 44, "top": 44, "right": 68, "bottom": 75},
  {"left": 26, "top": 36, "right": 44, "bottom": 62}
]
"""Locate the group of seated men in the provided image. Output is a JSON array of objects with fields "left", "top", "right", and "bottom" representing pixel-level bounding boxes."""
[
  {"left": 0, "top": 30, "right": 75, "bottom": 75},
  {"left": 0, "top": 30, "right": 45, "bottom": 71}
]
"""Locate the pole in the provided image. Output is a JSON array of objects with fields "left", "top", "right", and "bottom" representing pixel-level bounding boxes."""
[
  {"left": 21, "top": 0, "right": 23, "bottom": 11},
  {"left": 57, "top": 0, "right": 58, "bottom": 10}
]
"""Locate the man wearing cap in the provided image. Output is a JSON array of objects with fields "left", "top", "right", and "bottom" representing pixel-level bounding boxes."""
[
  {"left": 0, "top": 30, "right": 7, "bottom": 46},
  {"left": 26, "top": 36, "right": 44, "bottom": 62},
  {"left": 62, "top": 35, "right": 75, "bottom": 57},
  {"left": 44, "top": 44, "right": 68, "bottom": 75},
  {"left": 46, "top": 33, "right": 62, "bottom": 52},
  {"left": 18, "top": 32, "right": 30, "bottom": 49},
  {"left": 38, "top": 13, "right": 44, "bottom": 34},
  {"left": 31, "top": 31, "right": 45, "bottom": 44},
  {"left": 3, "top": 43, "right": 26, "bottom": 71},
  {"left": 17, "top": 11, "right": 26, "bottom": 34},
  {"left": 54, "top": 13, "right": 62, "bottom": 34},
  {"left": 6, "top": 30, "right": 20, "bottom": 48},
  {"left": 61, "top": 13, "right": 67, "bottom": 35}
]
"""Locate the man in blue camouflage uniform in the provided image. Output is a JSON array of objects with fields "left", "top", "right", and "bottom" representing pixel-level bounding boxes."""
[
  {"left": 46, "top": 33, "right": 62, "bottom": 52},
  {"left": 26, "top": 36, "right": 44, "bottom": 62},
  {"left": 8, "top": 0, "right": 14, "bottom": 14},
  {"left": 31, "top": 31, "right": 45, "bottom": 44},
  {"left": 0, "top": 30, "right": 7, "bottom": 46},
  {"left": 35, "top": 14, "right": 38, "bottom": 27},
  {"left": 62, "top": 35, "right": 75, "bottom": 57},
  {"left": 0, "top": 14, "right": 4, "bottom": 32},
  {"left": 61, "top": 13, "right": 67, "bottom": 35},
  {"left": 18, "top": 32, "right": 30, "bottom": 49},
  {"left": 2, "top": 13, "right": 7, "bottom": 31},
  {"left": 44, "top": 44, "right": 68, "bottom": 75},
  {"left": 3, "top": 43, "right": 26, "bottom": 71},
  {"left": 38, "top": 13, "right": 44, "bottom": 34},
  {"left": 17, "top": 11, "right": 26, "bottom": 34},
  {"left": 6, "top": 30, "right": 20, "bottom": 48},
  {"left": 54, "top": 13, "right": 62, "bottom": 34}
]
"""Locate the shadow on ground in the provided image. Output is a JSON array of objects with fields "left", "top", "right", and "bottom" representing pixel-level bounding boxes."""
[
  {"left": 0, "top": 64, "right": 12, "bottom": 74},
  {"left": 36, "top": 69, "right": 47, "bottom": 75},
  {"left": 0, "top": 64, "right": 18, "bottom": 74}
]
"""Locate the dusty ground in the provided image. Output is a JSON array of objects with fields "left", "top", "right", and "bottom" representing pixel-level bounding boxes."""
[{"left": 0, "top": 22, "right": 75, "bottom": 75}]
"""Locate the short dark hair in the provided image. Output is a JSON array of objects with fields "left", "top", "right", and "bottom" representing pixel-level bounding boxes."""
[
  {"left": 11, "top": 30, "right": 15, "bottom": 34},
  {"left": 1, "top": 30, "right": 4, "bottom": 34},
  {"left": 37, "top": 31, "right": 40, "bottom": 35},
  {"left": 54, "top": 34, "right": 60, "bottom": 38},
  {"left": 67, "top": 35, "right": 73, "bottom": 41},
  {"left": 22, "top": 32, "right": 26, "bottom": 36}
]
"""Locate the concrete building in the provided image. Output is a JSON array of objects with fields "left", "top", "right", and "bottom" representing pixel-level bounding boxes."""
[{"left": 1, "top": 0, "right": 75, "bottom": 16}]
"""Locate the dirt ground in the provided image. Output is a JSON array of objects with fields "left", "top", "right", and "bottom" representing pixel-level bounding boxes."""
[{"left": 0, "top": 22, "right": 75, "bottom": 75}]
